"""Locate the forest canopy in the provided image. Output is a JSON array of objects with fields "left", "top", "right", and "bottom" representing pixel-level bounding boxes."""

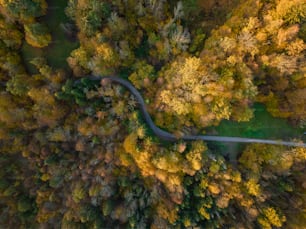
[{"left": 0, "top": 0, "right": 305, "bottom": 228}]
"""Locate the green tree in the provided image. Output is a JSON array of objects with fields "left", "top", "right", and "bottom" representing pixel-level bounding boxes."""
[
  {"left": 24, "top": 23, "right": 51, "bottom": 48},
  {"left": 0, "top": 0, "right": 47, "bottom": 23}
]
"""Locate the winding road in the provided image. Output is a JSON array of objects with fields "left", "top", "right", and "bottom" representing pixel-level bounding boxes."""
[{"left": 82, "top": 76, "right": 306, "bottom": 148}]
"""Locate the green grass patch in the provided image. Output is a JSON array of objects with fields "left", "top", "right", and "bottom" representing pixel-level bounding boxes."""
[
  {"left": 207, "top": 103, "right": 305, "bottom": 141},
  {"left": 21, "top": 0, "right": 79, "bottom": 73},
  {"left": 205, "top": 103, "right": 305, "bottom": 159},
  {"left": 21, "top": 42, "right": 43, "bottom": 74},
  {"left": 44, "top": 0, "right": 79, "bottom": 69}
]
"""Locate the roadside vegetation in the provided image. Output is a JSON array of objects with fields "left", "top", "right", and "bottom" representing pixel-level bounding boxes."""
[{"left": 0, "top": 0, "right": 305, "bottom": 228}]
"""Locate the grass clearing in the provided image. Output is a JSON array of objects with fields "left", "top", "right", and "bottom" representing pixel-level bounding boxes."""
[
  {"left": 207, "top": 103, "right": 305, "bottom": 141},
  {"left": 44, "top": 0, "right": 79, "bottom": 69},
  {"left": 21, "top": 0, "right": 78, "bottom": 73},
  {"left": 206, "top": 103, "right": 305, "bottom": 160}
]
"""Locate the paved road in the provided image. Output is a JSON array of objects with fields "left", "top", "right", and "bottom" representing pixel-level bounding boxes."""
[{"left": 82, "top": 76, "right": 306, "bottom": 148}]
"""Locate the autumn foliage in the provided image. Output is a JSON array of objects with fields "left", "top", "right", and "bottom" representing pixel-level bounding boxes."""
[{"left": 0, "top": 0, "right": 305, "bottom": 228}]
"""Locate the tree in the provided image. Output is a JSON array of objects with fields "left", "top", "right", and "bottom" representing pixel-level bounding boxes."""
[
  {"left": 66, "top": 0, "right": 111, "bottom": 36},
  {"left": 128, "top": 61, "right": 156, "bottom": 89},
  {"left": 24, "top": 23, "right": 51, "bottom": 48},
  {"left": 257, "top": 207, "right": 286, "bottom": 229},
  {"left": 0, "top": 0, "right": 47, "bottom": 23},
  {"left": 0, "top": 16, "right": 23, "bottom": 49}
]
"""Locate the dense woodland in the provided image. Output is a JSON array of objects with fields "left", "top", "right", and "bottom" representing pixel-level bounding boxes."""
[{"left": 0, "top": 0, "right": 305, "bottom": 228}]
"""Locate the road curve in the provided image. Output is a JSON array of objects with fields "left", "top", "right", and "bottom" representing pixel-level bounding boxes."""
[{"left": 81, "top": 76, "right": 306, "bottom": 148}]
